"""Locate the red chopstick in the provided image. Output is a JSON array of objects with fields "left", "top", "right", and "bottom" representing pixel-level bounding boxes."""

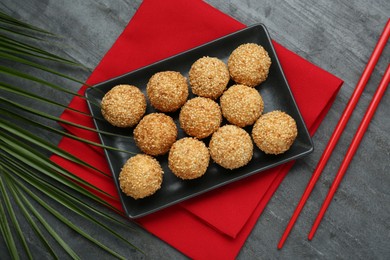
[
  {"left": 278, "top": 18, "right": 390, "bottom": 249},
  {"left": 308, "top": 64, "right": 390, "bottom": 240}
]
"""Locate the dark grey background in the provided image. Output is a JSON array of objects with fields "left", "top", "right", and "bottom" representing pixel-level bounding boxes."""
[{"left": 1, "top": 0, "right": 389, "bottom": 259}]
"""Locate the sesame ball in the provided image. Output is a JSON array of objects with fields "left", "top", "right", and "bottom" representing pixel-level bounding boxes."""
[
  {"left": 168, "top": 138, "right": 210, "bottom": 180},
  {"left": 118, "top": 154, "right": 163, "bottom": 199},
  {"left": 147, "top": 71, "right": 188, "bottom": 112},
  {"left": 228, "top": 43, "right": 271, "bottom": 87},
  {"left": 209, "top": 125, "right": 253, "bottom": 170},
  {"left": 179, "top": 97, "right": 222, "bottom": 139},
  {"left": 101, "top": 84, "right": 146, "bottom": 128},
  {"left": 133, "top": 113, "right": 177, "bottom": 156},
  {"left": 189, "top": 56, "right": 230, "bottom": 99},
  {"left": 220, "top": 84, "right": 264, "bottom": 127},
  {"left": 252, "top": 111, "right": 298, "bottom": 155}
]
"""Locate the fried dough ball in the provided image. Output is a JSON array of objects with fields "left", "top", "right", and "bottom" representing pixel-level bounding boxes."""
[
  {"left": 101, "top": 84, "right": 146, "bottom": 128},
  {"left": 209, "top": 125, "right": 253, "bottom": 170},
  {"left": 252, "top": 111, "right": 298, "bottom": 155},
  {"left": 147, "top": 71, "right": 188, "bottom": 112},
  {"left": 133, "top": 113, "right": 177, "bottom": 156},
  {"left": 228, "top": 43, "right": 271, "bottom": 87},
  {"left": 220, "top": 84, "right": 264, "bottom": 127},
  {"left": 119, "top": 154, "right": 163, "bottom": 199},
  {"left": 179, "top": 97, "right": 222, "bottom": 139},
  {"left": 189, "top": 56, "right": 230, "bottom": 99},
  {"left": 168, "top": 138, "right": 210, "bottom": 180}
]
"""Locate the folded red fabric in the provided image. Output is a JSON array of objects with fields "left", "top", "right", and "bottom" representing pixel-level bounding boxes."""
[{"left": 51, "top": 0, "right": 343, "bottom": 258}]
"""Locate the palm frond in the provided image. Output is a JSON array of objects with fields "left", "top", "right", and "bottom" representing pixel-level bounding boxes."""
[
  {"left": 0, "top": 81, "right": 91, "bottom": 117},
  {"left": 0, "top": 97, "right": 130, "bottom": 139},
  {"left": 0, "top": 11, "right": 55, "bottom": 35},
  {"left": 0, "top": 34, "right": 83, "bottom": 66},
  {"left": 2, "top": 155, "right": 132, "bottom": 232},
  {"left": 0, "top": 64, "right": 83, "bottom": 96},
  {"left": 0, "top": 133, "right": 116, "bottom": 202},
  {"left": 0, "top": 109, "right": 132, "bottom": 159},
  {"left": 0, "top": 179, "right": 20, "bottom": 260},
  {"left": 7, "top": 177, "right": 80, "bottom": 259},
  {"left": 0, "top": 10, "right": 141, "bottom": 258},
  {"left": 9, "top": 174, "right": 127, "bottom": 260},
  {"left": 0, "top": 51, "right": 88, "bottom": 85},
  {"left": 0, "top": 174, "right": 33, "bottom": 260},
  {"left": 0, "top": 117, "right": 112, "bottom": 177}
]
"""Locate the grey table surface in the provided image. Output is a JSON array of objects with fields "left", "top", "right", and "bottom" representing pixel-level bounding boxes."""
[{"left": 1, "top": 0, "right": 389, "bottom": 259}]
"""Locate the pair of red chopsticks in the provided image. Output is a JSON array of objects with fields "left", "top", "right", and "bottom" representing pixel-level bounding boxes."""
[{"left": 278, "top": 19, "right": 390, "bottom": 249}]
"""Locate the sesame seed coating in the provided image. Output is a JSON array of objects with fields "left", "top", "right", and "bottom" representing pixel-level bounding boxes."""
[
  {"left": 147, "top": 71, "right": 188, "bottom": 112},
  {"left": 228, "top": 43, "right": 271, "bottom": 87},
  {"left": 189, "top": 56, "right": 230, "bottom": 99},
  {"left": 168, "top": 137, "right": 210, "bottom": 180},
  {"left": 101, "top": 84, "right": 146, "bottom": 128},
  {"left": 119, "top": 154, "right": 163, "bottom": 199},
  {"left": 179, "top": 97, "right": 222, "bottom": 139},
  {"left": 220, "top": 84, "right": 264, "bottom": 127},
  {"left": 252, "top": 111, "right": 298, "bottom": 155},
  {"left": 209, "top": 125, "right": 253, "bottom": 170},
  {"left": 133, "top": 113, "right": 177, "bottom": 156}
]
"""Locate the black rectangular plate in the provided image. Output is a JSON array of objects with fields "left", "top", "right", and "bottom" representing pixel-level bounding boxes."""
[{"left": 85, "top": 24, "right": 313, "bottom": 219}]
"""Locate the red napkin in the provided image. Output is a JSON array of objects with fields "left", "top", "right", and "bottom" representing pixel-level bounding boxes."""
[{"left": 51, "top": 0, "right": 343, "bottom": 258}]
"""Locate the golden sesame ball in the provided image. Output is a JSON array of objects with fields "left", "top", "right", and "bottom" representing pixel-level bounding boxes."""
[
  {"left": 179, "top": 97, "right": 222, "bottom": 139},
  {"left": 189, "top": 56, "right": 230, "bottom": 99},
  {"left": 252, "top": 111, "right": 298, "bottom": 155},
  {"left": 220, "top": 84, "right": 264, "bottom": 127},
  {"left": 146, "top": 71, "right": 188, "bottom": 112},
  {"left": 228, "top": 43, "right": 271, "bottom": 87},
  {"left": 118, "top": 154, "right": 163, "bottom": 199},
  {"left": 209, "top": 125, "right": 253, "bottom": 170},
  {"left": 101, "top": 84, "right": 146, "bottom": 128},
  {"left": 168, "top": 138, "right": 210, "bottom": 180},
  {"left": 133, "top": 113, "right": 177, "bottom": 156}
]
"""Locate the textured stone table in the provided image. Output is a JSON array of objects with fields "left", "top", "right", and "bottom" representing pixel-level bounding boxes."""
[{"left": 1, "top": 0, "right": 389, "bottom": 259}]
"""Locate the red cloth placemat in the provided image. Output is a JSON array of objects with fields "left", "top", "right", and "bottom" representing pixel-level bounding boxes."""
[{"left": 51, "top": 0, "right": 343, "bottom": 258}]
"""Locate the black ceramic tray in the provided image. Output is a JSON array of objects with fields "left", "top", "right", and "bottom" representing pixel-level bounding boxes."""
[{"left": 85, "top": 23, "right": 313, "bottom": 219}]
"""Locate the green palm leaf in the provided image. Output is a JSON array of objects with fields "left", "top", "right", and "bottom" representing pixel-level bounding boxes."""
[
  {"left": 0, "top": 97, "right": 129, "bottom": 139},
  {"left": 0, "top": 179, "right": 20, "bottom": 260},
  {"left": 0, "top": 81, "right": 92, "bottom": 117},
  {"left": 0, "top": 11, "right": 55, "bottom": 35},
  {"left": 3, "top": 155, "right": 137, "bottom": 234},
  {"left": 0, "top": 9, "right": 142, "bottom": 259},
  {"left": 0, "top": 51, "right": 88, "bottom": 85},
  {"left": 0, "top": 117, "right": 112, "bottom": 177},
  {"left": 0, "top": 64, "right": 83, "bottom": 97},
  {"left": 5, "top": 176, "right": 72, "bottom": 258},
  {"left": 0, "top": 132, "right": 116, "bottom": 204},
  {"left": 8, "top": 174, "right": 126, "bottom": 260},
  {"left": 0, "top": 175, "right": 33, "bottom": 260},
  {"left": 0, "top": 110, "right": 133, "bottom": 158},
  {"left": 0, "top": 34, "right": 83, "bottom": 66}
]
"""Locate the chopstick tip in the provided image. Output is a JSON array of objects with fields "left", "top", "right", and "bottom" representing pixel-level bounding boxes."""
[{"left": 308, "top": 231, "right": 315, "bottom": 241}]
